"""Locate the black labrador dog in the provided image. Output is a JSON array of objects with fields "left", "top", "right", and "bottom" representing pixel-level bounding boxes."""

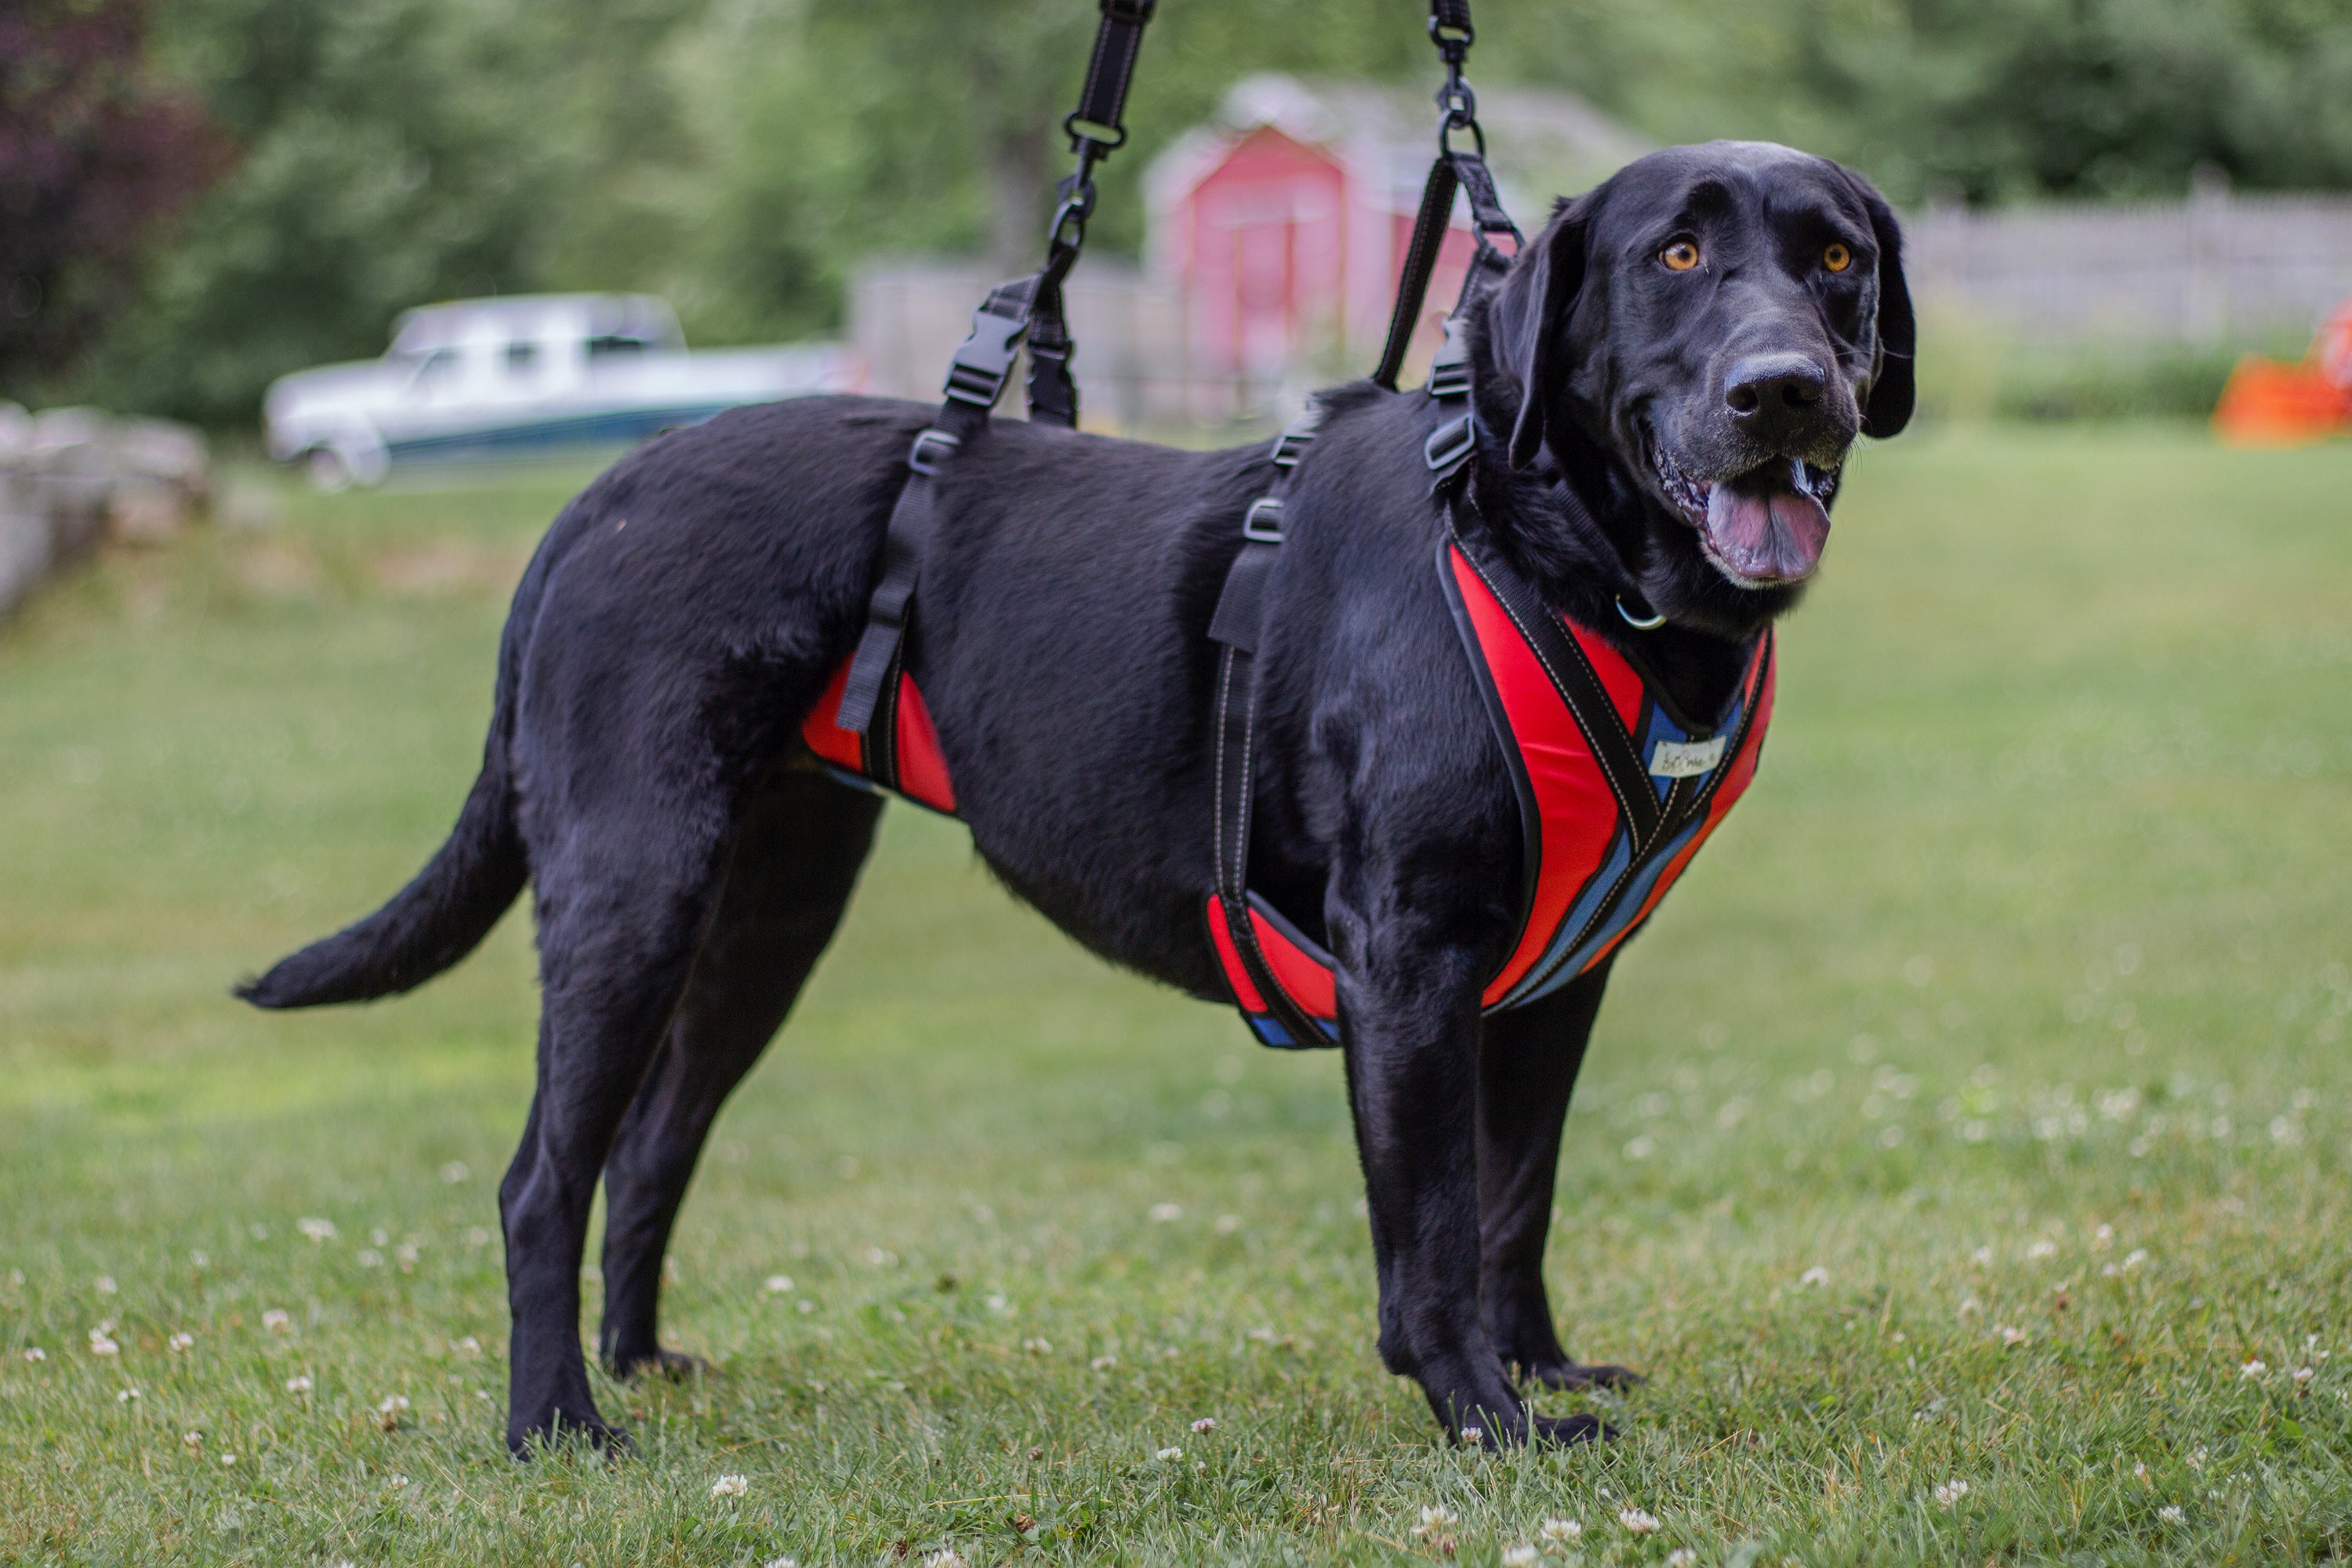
[{"left": 243, "top": 140, "right": 1913, "bottom": 1452}]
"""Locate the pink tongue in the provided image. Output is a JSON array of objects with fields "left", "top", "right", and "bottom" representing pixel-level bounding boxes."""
[{"left": 1702, "top": 481, "right": 1830, "bottom": 583}]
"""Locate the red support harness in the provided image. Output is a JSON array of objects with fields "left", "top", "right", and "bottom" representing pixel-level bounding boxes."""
[
  {"left": 1204, "top": 528, "right": 1773, "bottom": 1047},
  {"left": 800, "top": 520, "right": 1775, "bottom": 1051}
]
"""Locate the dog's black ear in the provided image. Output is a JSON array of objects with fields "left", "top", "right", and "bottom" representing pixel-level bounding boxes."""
[
  {"left": 1489, "top": 196, "right": 1590, "bottom": 470},
  {"left": 1849, "top": 172, "right": 1915, "bottom": 439}
]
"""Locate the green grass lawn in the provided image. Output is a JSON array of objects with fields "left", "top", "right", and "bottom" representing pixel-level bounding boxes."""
[{"left": 2, "top": 426, "right": 2349, "bottom": 1566}]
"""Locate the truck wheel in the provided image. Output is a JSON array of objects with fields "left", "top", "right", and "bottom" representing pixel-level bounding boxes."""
[{"left": 304, "top": 447, "right": 354, "bottom": 493}]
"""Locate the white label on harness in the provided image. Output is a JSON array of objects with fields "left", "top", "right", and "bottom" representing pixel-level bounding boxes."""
[{"left": 1649, "top": 736, "right": 1726, "bottom": 779}]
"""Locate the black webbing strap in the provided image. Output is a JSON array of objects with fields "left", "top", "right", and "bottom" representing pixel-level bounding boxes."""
[
  {"left": 1373, "top": 1, "right": 1523, "bottom": 391},
  {"left": 1066, "top": 0, "right": 1156, "bottom": 151},
  {"left": 836, "top": 280, "right": 1035, "bottom": 740},
  {"left": 837, "top": 0, "right": 1156, "bottom": 742},
  {"left": 1207, "top": 408, "right": 1334, "bottom": 1049}
]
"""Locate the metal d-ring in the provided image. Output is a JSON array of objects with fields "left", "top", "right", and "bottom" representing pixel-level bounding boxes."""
[{"left": 1616, "top": 596, "right": 1667, "bottom": 631}]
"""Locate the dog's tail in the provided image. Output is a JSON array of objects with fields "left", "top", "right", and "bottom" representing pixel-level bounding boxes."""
[{"left": 237, "top": 538, "right": 554, "bottom": 1011}]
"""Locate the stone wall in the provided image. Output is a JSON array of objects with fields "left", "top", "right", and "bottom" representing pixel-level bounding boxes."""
[{"left": 0, "top": 405, "right": 210, "bottom": 623}]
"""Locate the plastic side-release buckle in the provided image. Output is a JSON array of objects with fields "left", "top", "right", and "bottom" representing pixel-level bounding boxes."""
[
  {"left": 1242, "top": 496, "right": 1285, "bottom": 543},
  {"left": 942, "top": 303, "right": 1029, "bottom": 407},
  {"left": 1424, "top": 412, "right": 1475, "bottom": 478},
  {"left": 1426, "top": 318, "right": 1472, "bottom": 399},
  {"left": 906, "top": 428, "right": 962, "bottom": 476}
]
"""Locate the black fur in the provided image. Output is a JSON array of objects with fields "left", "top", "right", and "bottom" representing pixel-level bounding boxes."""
[{"left": 241, "top": 142, "right": 1911, "bottom": 1453}]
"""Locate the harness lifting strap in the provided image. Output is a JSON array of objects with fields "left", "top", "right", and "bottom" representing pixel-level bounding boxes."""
[
  {"left": 1373, "top": 2, "right": 1523, "bottom": 391},
  {"left": 833, "top": 0, "right": 1156, "bottom": 746}
]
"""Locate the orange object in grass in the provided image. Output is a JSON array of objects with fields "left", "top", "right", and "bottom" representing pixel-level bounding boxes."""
[{"left": 2213, "top": 296, "right": 2352, "bottom": 447}]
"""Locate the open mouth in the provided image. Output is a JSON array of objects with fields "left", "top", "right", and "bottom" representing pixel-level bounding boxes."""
[{"left": 1651, "top": 446, "right": 1839, "bottom": 588}]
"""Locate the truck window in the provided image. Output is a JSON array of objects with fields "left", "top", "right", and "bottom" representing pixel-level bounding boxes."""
[{"left": 586, "top": 336, "right": 650, "bottom": 360}]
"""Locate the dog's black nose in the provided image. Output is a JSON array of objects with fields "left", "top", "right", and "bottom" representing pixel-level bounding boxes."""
[{"left": 1722, "top": 354, "right": 1828, "bottom": 437}]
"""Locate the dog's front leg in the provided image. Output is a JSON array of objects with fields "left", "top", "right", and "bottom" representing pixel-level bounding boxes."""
[{"left": 1334, "top": 942, "right": 1603, "bottom": 1447}]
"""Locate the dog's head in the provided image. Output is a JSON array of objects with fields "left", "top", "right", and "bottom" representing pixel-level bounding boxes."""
[{"left": 1479, "top": 140, "right": 1913, "bottom": 630}]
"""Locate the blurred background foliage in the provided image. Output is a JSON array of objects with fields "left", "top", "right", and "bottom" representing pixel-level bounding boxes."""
[{"left": 9, "top": 0, "right": 2352, "bottom": 424}]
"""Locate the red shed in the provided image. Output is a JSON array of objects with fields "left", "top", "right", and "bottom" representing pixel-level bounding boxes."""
[{"left": 1147, "top": 75, "right": 1650, "bottom": 403}]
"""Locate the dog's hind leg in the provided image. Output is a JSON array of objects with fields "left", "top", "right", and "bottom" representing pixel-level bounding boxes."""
[
  {"left": 594, "top": 765, "right": 884, "bottom": 1379},
  {"left": 497, "top": 773, "right": 753, "bottom": 1455},
  {"left": 1476, "top": 958, "right": 1643, "bottom": 1393}
]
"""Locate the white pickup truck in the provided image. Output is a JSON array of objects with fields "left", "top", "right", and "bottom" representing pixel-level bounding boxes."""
[{"left": 263, "top": 294, "right": 858, "bottom": 488}]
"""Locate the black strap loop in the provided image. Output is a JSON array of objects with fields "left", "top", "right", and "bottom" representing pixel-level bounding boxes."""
[{"left": 1066, "top": 0, "right": 1155, "bottom": 157}]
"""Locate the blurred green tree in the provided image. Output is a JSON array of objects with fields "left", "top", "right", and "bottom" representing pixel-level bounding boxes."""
[{"left": 60, "top": 0, "right": 2352, "bottom": 425}]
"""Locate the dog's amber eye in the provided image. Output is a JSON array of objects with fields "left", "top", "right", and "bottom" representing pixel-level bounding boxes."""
[
  {"left": 1661, "top": 241, "right": 1700, "bottom": 272},
  {"left": 1824, "top": 242, "right": 1853, "bottom": 273}
]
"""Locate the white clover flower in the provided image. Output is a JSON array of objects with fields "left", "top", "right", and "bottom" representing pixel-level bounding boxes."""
[
  {"left": 2240, "top": 1359, "right": 2267, "bottom": 1380},
  {"left": 183, "top": 1430, "right": 203, "bottom": 1447},
  {"left": 285, "top": 1374, "right": 313, "bottom": 1394},
  {"left": 1619, "top": 1508, "right": 1661, "bottom": 1534},
  {"left": 764, "top": 1275, "right": 794, "bottom": 1295},
  {"left": 95, "top": 1274, "right": 118, "bottom": 1295},
  {"left": 168, "top": 1332, "right": 194, "bottom": 1353},
  {"left": 2122, "top": 1248, "right": 2147, "bottom": 1271},
  {"left": 1459, "top": 1425, "right": 1484, "bottom": 1445},
  {"left": 2158, "top": 1505, "right": 2185, "bottom": 1524},
  {"left": 2027, "top": 1240, "right": 2057, "bottom": 1261},
  {"left": 22, "top": 1348, "right": 45, "bottom": 1363},
  {"left": 262, "top": 1309, "right": 292, "bottom": 1334},
  {"left": 710, "top": 1473, "right": 749, "bottom": 1498},
  {"left": 1214, "top": 1214, "right": 1242, "bottom": 1234},
  {"left": 378, "top": 1395, "right": 410, "bottom": 1414},
  {"left": 1800, "top": 1266, "right": 1830, "bottom": 1287},
  {"left": 388, "top": 1474, "right": 408, "bottom": 1488},
  {"left": 440, "top": 1161, "right": 470, "bottom": 1184},
  {"left": 1668, "top": 1551, "right": 1699, "bottom": 1568},
  {"left": 357, "top": 1250, "right": 383, "bottom": 1269},
  {"left": 2133, "top": 1461, "right": 2148, "bottom": 1481},
  {"left": 1149, "top": 1203, "right": 1183, "bottom": 1223},
  {"left": 1933, "top": 1479, "right": 1969, "bottom": 1508},
  {"left": 117, "top": 1387, "right": 140, "bottom": 1403},
  {"left": 1411, "top": 1505, "right": 1460, "bottom": 1537},
  {"left": 1192, "top": 1417, "right": 1218, "bottom": 1433},
  {"left": 298, "top": 1218, "right": 337, "bottom": 1243},
  {"left": 765, "top": 1558, "right": 799, "bottom": 1568},
  {"left": 88, "top": 1330, "right": 120, "bottom": 1356},
  {"left": 2294, "top": 1365, "right": 2315, "bottom": 1385},
  {"left": 220, "top": 1452, "right": 236, "bottom": 1465},
  {"left": 2186, "top": 1446, "right": 2206, "bottom": 1470},
  {"left": 1972, "top": 1246, "right": 1994, "bottom": 1265},
  {"left": 1539, "top": 1517, "right": 1581, "bottom": 1543},
  {"left": 1502, "top": 1546, "right": 1539, "bottom": 1567},
  {"left": 1156, "top": 1446, "right": 1181, "bottom": 1461},
  {"left": 1023, "top": 1338, "right": 1051, "bottom": 1354},
  {"left": 1997, "top": 1324, "right": 2028, "bottom": 1346},
  {"left": 1091, "top": 1354, "right": 1117, "bottom": 1370},
  {"left": 922, "top": 1552, "right": 968, "bottom": 1568}
]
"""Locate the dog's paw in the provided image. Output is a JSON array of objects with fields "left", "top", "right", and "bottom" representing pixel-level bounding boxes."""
[
  {"left": 608, "top": 1346, "right": 710, "bottom": 1383},
  {"left": 1522, "top": 1357, "right": 1646, "bottom": 1392},
  {"left": 506, "top": 1410, "right": 637, "bottom": 1461},
  {"left": 1532, "top": 1412, "right": 1613, "bottom": 1446}
]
